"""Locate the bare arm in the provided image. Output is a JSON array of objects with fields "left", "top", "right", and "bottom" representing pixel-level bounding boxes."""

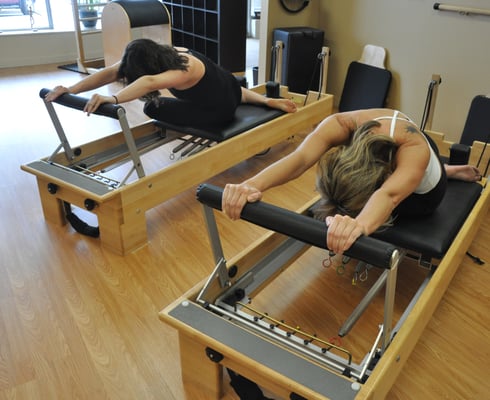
[
  {"left": 222, "top": 112, "right": 358, "bottom": 219},
  {"left": 46, "top": 61, "right": 195, "bottom": 114},
  {"left": 44, "top": 63, "right": 120, "bottom": 102}
]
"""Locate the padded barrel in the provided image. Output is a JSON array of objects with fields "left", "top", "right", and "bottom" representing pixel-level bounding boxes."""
[
  {"left": 196, "top": 184, "right": 398, "bottom": 269},
  {"left": 39, "top": 88, "right": 122, "bottom": 120},
  {"left": 373, "top": 180, "right": 482, "bottom": 259},
  {"left": 154, "top": 104, "right": 285, "bottom": 142},
  {"left": 111, "top": 0, "right": 169, "bottom": 28}
]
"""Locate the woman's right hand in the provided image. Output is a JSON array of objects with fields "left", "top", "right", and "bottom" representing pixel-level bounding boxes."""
[
  {"left": 44, "top": 85, "right": 70, "bottom": 102},
  {"left": 222, "top": 183, "right": 262, "bottom": 220}
]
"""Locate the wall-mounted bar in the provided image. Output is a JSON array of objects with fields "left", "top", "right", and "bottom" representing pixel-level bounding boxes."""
[{"left": 433, "top": 3, "right": 490, "bottom": 17}]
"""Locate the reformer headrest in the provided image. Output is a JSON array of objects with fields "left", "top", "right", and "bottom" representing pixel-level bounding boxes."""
[
  {"left": 154, "top": 104, "right": 285, "bottom": 142},
  {"left": 39, "top": 88, "right": 122, "bottom": 120},
  {"left": 196, "top": 184, "right": 398, "bottom": 269}
]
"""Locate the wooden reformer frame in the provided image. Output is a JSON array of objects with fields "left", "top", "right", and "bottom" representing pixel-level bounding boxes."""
[
  {"left": 21, "top": 85, "right": 333, "bottom": 255},
  {"left": 159, "top": 140, "right": 490, "bottom": 399}
]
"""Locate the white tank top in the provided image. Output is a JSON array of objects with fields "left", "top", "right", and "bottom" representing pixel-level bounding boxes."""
[{"left": 374, "top": 110, "right": 441, "bottom": 194}]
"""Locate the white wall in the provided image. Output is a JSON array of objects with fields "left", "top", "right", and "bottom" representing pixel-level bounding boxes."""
[{"left": 0, "top": 30, "right": 103, "bottom": 68}]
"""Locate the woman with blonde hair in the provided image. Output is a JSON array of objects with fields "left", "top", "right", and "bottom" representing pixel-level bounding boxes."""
[{"left": 222, "top": 109, "right": 481, "bottom": 254}]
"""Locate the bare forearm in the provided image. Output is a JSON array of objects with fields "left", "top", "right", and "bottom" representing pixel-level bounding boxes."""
[
  {"left": 355, "top": 189, "right": 396, "bottom": 235},
  {"left": 111, "top": 76, "right": 158, "bottom": 104},
  {"left": 68, "top": 67, "right": 118, "bottom": 94},
  {"left": 244, "top": 152, "right": 311, "bottom": 192}
]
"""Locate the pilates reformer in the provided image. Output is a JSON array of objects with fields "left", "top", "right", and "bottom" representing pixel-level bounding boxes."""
[
  {"left": 160, "top": 164, "right": 489, "bottom": 400},
  {"left": 21, "top": 84, "right": 333, "bottom": 254}
]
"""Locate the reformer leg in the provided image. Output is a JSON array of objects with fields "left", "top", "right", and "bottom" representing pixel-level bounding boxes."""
[
  {"left": 179, "top": 334, "right": 224, "bottom": 400},
  {"left": 96, "top": 199, "right": 148, "bottom": 254},
  {"left": 36, "top": 176, "right": 67, "bottom": 226}
]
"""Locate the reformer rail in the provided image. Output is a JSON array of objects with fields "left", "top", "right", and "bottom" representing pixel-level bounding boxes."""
[{"left": 22, "top": 85, "right": 334, "bottom": 254}]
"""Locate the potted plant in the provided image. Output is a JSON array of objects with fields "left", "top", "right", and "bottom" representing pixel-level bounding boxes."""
[{"left": 79, "top": 0, "right": 98, "bottom": 29}]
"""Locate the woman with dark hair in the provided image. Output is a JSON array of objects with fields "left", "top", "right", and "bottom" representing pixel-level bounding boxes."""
[
  {"left": 45, "top": 38, "right": 297, "bottom": 127},
  {"left": 222, "top": 108, "right": 481, "bottom": 253}
]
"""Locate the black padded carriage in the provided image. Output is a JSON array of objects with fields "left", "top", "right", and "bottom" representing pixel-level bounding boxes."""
[
  {"left": 154, "top": 104, "right": 285, "bottom": 142},
  {"left": 372, "top": 180, "right": 482, "bottom": 261}
]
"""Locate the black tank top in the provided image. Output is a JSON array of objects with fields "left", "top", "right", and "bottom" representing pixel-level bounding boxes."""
[{"left": 169, "top": 50, "right": 241, "bottom": 113}]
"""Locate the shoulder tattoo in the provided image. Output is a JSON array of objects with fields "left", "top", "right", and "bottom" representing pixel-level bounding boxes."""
[{"left": 404, "top": 124, "right": 420, "bottom": 134}]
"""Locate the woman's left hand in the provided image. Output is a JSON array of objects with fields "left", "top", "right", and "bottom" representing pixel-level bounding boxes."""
[
  {"left": 84, "top": 94, "right": 116, "bottom": 115},
  {"left": 325, "top": 215, "right": 365, "bottom": 254}
]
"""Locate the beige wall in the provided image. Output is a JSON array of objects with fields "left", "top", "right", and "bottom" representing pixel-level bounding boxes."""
[{"left": 260, "top": 0, "right": 490, "bottom": 142}]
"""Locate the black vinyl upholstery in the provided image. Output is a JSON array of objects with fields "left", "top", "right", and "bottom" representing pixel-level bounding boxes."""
[
  {"left": 460, "top": 95, "right": 490, "bottom": 146},
  {"left": 448, "top": 95, "right": 490, "bottom": 166},
  {"left": 372, "top": 180, "right": 481, "bottom": 259},
  {"left": 154, "top": 104, "right": 285, "bottom": 142},
  {"left": 338, "top": 61, "right": 392, "bottom": 112}
]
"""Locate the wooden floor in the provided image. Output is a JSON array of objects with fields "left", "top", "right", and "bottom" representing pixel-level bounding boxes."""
[{"left": 0, "top": 63, "right": 489, "bottom": 400}]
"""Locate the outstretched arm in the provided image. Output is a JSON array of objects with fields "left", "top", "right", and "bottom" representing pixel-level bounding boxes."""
[
  {"left": 222, "top": 112, "right": 358, "bottom": 220},
  {"left": 44, "top": 63, "right": 120, "bottom": 102}
]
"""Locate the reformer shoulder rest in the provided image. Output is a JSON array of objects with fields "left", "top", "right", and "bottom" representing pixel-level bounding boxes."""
[
  {"left": 39, "top": 88, "right": 123, "bottom": 119},
  {"left": 196, "top": 183, "right": 398, "bottom": 270},
  {"left": 154, "top": 105, "right": 286, "bottom": 142}
]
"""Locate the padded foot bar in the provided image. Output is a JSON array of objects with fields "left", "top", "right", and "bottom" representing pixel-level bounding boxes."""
[
  {"left": 39, "top": 88, "right": 121, "bottom": 119},
  {"left": 196, "top": 183, "right": 398, "bottom": 270}
]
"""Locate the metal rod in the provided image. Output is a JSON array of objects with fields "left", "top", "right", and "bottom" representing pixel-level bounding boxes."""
[
  {"left": 434, "top": 3, "right": 490, "bottom": 17},
  {"left": 207, "top": 303, "right": 358, "bottom": 375},
  {"left": 338, "top": 269, "right": 389, "bottom": 337},
  {"left": 201, "top": 204, "right": 225, "bottom": 265}
]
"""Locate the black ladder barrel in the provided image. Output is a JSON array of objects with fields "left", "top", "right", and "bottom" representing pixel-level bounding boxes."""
[{"left": 110, "top": 0, "right": 170, "bottom": 27}]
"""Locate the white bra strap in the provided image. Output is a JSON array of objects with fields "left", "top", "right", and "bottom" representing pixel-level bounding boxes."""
[{"left": 390, "top": 110, "right": 399, "bottom": 138}]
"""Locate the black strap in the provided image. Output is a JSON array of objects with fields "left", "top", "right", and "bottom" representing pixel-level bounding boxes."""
[
  {"left": 227, "top": 369, "right": 274, "bottom": 400},
  {"left": 63, "top": 202, "right": 100, "bottom": 238}
]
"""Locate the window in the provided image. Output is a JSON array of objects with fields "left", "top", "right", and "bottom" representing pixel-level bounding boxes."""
[{"left": 0, "top": 0, "right": 75, "bottom": 33}]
